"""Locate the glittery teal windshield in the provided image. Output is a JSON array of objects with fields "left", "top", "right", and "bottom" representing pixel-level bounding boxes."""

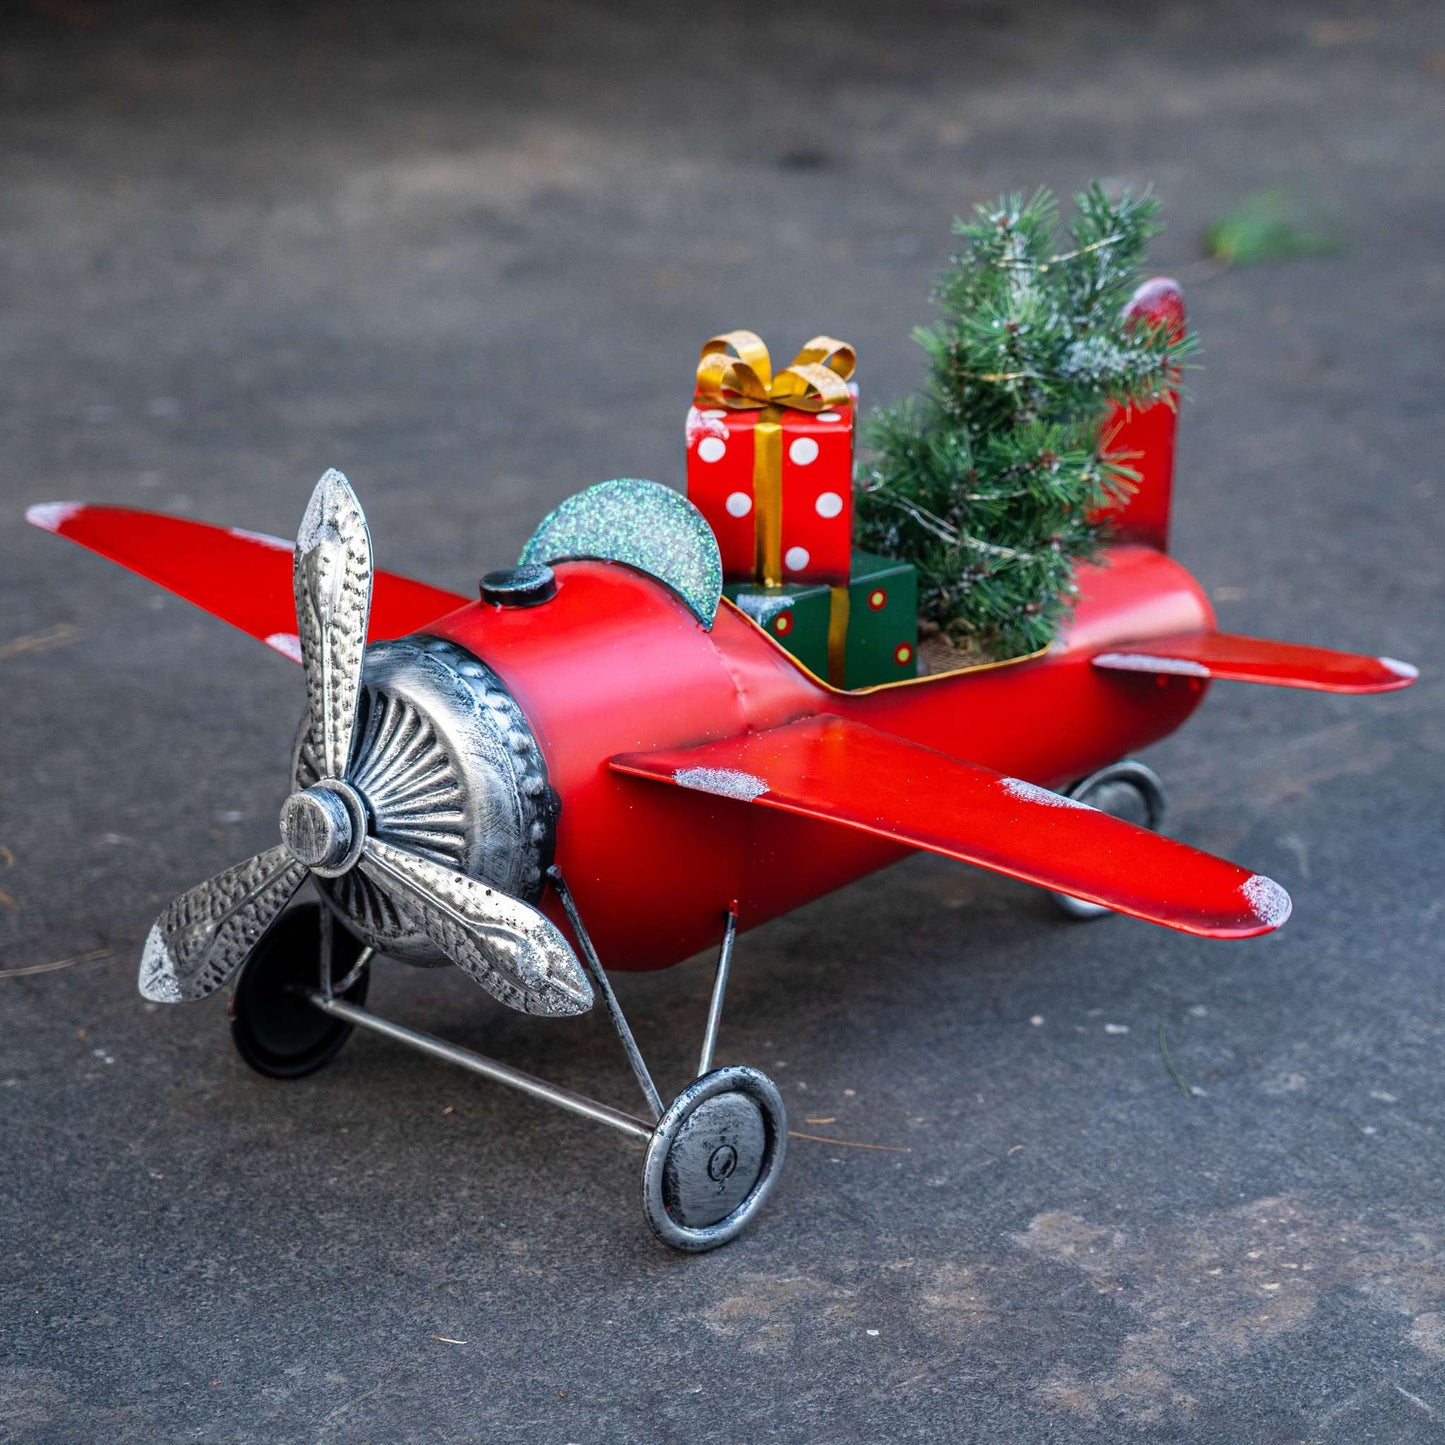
[{"left": 519, "top": 479, "right": 723, "bottom": 628}]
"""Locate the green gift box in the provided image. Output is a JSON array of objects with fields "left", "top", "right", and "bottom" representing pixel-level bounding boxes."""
[{"left": 724, "top": 550, "right": 918, "bottom": 689}]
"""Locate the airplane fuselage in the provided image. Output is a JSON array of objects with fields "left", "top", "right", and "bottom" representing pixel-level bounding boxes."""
[{"left": 425, "top": 544, "right": 1214, "bottom": 971}]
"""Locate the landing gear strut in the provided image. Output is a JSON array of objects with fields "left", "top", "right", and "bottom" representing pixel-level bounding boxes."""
[
  {"left": 252, "top": 877, "right": 785, "bottom": 1252},
  {"left": 548, "top": 873, "right": 788, "bottom": 1251}
]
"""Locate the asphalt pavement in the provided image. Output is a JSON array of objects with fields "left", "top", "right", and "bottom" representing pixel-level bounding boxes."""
[{"left": 2, "top": 2, "right": 1443, "bottom": 1440}]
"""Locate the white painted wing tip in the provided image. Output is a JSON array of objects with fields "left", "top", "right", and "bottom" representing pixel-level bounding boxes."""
[
  {"left": 1242, "top": 874, "right": 1292, "bottom": 931},
  {"left": 1093, "top": 652, "right": 1211, "bottom": 678},
  {"left": 264, "top": 631, "right": 304, "bottom": 663},
  {"left": 999, "top": 776, "right": 1091, "bottom": 810},
  {"left": 26, "top": 501, "right": 84, "bottom": 533},
  {"left": 228, "top": 526, "right": 294, "bottom": 552}
]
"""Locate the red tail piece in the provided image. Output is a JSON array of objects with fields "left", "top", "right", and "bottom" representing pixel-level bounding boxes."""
[{"left": 1094, "top": 277, "right": 1186, "bottom": 553}]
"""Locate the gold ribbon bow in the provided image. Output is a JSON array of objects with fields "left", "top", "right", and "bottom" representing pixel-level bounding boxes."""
[
  {"left": 694, "top": 331, "right": 856, "bottom": 413},
  {"left": 693, "top": 332, "right": 856, "bottom": 594}
]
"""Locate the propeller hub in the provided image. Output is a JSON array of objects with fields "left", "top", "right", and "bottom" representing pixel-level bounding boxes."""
[{"left": 280, "top": 781, "right": 366, "bottom": 877}]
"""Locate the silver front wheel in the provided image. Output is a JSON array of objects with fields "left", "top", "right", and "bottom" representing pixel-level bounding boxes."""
[{"left": 642, "top": 1066, "right": 788, "bottom": 1252}]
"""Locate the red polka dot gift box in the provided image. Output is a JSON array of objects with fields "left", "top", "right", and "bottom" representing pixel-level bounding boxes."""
[{"left": 686, "top": 330, "right": 857, "bottom": 587}]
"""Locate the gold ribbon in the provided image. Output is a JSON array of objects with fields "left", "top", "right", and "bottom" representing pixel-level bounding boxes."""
[
  {"left": 694, "top": 331, "right": 855, "bottom": 584},
  {"left": 826, "top": 585, "right": 851, "bottom": 688},
  {"left": 694, "top": 330, "right": 856, "bottom": 414}
]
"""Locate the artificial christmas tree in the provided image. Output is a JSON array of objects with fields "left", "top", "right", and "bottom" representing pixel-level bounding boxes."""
[{"left": 854, "top": 186, "right": 1194, "bottom": 665}]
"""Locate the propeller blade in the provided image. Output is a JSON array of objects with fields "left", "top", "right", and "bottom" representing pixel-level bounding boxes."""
[
  {"left": 139, "top": 845, "right": 308, "bottom": 1002},
  {"left": 358, "top": 839, "right": 593, "bottom": 1017},
  {"left": 294, "top": 469, "right": 374, "bottom": 782}
]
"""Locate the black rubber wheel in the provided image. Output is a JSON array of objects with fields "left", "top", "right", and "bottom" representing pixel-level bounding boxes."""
[
  {"left": 229, "top": 901, "right": 370, "bottom": 1079},
  {"left": 1049, "top": 760, "right": 1168, "bottom": 920}
]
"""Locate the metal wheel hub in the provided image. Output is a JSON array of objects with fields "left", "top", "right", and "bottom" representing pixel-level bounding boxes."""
[
  {"left": 1082, "top": 776, "right": 1154, "bottom": 827},
  {"left": 643, "top": 1066, "right": 787, "bottom": 1252},
  {"left": 663, "top": 1092, "right": 766, "bottom": 1227}
]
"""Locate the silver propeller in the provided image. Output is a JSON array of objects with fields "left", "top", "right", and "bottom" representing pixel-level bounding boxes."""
[{"left": 139, "top": 469, "right": 593, "bottom": 1017}]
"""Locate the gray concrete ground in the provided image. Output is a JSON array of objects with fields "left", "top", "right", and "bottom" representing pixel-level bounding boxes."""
[{"left": 2, "top": 2, "right": 1443, "bottom": 1440}]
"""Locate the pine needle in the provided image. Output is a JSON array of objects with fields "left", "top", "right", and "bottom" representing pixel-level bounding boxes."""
[
  {"left": 0, "top": 948, "right": 114, "bottom": 980},
  {"left": 1158, "top": 1018, "right": 1194, "bottom": 1099},
  {"left": 788, "top": 1130, "right": 909, "bottom": 1154}
]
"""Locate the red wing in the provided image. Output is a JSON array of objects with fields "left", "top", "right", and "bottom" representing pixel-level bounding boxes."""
[
  {"left": 611, "top": 716, "right": 1290, "bottom": 939},
  {"left": 1093, "top": 630, "right": 1417, "bottom": 694},
  {"left": 26, "top": 502, "right": 468, "bottom": 660}
]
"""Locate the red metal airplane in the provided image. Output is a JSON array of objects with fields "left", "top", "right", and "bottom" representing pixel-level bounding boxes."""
[{"left": 27, "top": 403, "right": 1416, "bottom": 1249}]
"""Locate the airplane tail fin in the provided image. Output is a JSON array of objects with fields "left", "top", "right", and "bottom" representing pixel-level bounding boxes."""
[{"left": 1093, "top": 277, "right": 1187, "bottom": 553}]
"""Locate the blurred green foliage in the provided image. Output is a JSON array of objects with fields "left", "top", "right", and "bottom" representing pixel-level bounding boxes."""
[{"left": 1205, "top": 191, "right": 1339, "bottom": 266}]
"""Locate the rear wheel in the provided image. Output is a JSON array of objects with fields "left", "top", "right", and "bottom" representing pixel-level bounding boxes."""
[
  {"left": 1049, "top": 761, "right": 1167, "bottom": 920},
  {"left": 230, "top": 901, "right": 370, "bottom": 1078}
]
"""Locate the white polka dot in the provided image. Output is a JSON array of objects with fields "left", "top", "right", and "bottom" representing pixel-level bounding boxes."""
[
  {"left": 789, "top": 437, "right": 820, "bottom": 466},
  {"left": 701, "top": 409, "right": 728, "bottom": 420},
  {"left": 784, "top": 546, "right": 811, "bottom": 572},
  {"left": 814, "top": 491, "right": 843, "bottom": 519},
  {"left": 697, "top": 436, "right": 727, "bottom": 463},
  {"left": 725, "top": 491, "right": 752, "bottom": 517},
  {"left": 816, "top": 410, "right": 843, "bottom": 423}
]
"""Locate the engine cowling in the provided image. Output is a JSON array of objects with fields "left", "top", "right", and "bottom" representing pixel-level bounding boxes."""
[{"left": 293, "top": 635, "right": 557, "bottom": 963}]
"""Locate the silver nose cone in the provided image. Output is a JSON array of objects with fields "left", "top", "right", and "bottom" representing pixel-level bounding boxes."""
[{"left": 279, "top": 781, "right": 367, "bottom": 877}]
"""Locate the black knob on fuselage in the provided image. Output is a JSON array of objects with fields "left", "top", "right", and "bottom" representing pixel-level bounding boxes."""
[{"left": 479, "top": 564, "right": 557, "bottom": 608}]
